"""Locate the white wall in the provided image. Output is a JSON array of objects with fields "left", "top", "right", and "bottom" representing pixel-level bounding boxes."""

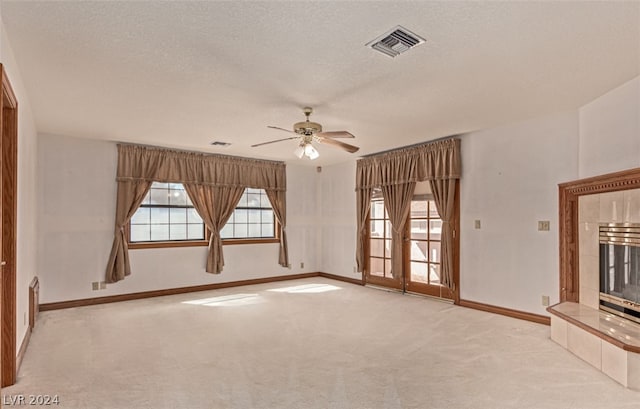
[
  {"left": 37, "top": 134, "right": 319, "bottom": 303},
  {"left": 318, "top": 161, "right": 359, "bottom": 278},
  {"left": 578, "top": 76, "right": 640, "bottom": 178},
  {"left": 459, "top": 112, "right": 579, "bottom": 315},
  {"left": 0, "top": 22, "right": 39, "bottom": 352}
]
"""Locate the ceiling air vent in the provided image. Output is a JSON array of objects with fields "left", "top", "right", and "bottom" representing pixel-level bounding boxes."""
[
  {"left": 366, "top": 26, "right": 425, "bottom": 58},
  {"left": 210, "top": 141, "right": 231, "bottom": 147}
]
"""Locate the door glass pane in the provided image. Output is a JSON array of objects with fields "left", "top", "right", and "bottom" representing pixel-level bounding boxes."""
[
  {"left": 410, "top": 261, "right": 428, "bottom": 284},
  {"left": 429, "top": 241, "right": 441, "bottom": 263},
  {"left": 370, "top": 239, "right": 385, "bottom": 258},
  {"left": 370, "top": 258, "right": 384, "bottom": 277},
  {"left": 410, "top": 240, "right": 427, "bottom": 262},
  {"left": 410, "top": 201, "right": 427, "bottom": 218},
  {"left": 410, "top": 220, "right": 427, "bottom": 240},
  {"left": 370, "top": 220, "right": 384, "bottom": 238},
  {"left": 384, "top": 239, "right": 392, "bottom": 258},
  {"left": 371, "top": 201, "right": 385, "bottom": 219},
  {"left": 428, "top": 201, "right": 439, "bottom": 218},
  {"left": 384, "top": 259, "right": 392, "bottom": 278},
  {"left": 429, "top": 220, "right": 442, "bottom": 240},
  {"left": 429, "top": 263, "right": 441, "bottom": 284}
]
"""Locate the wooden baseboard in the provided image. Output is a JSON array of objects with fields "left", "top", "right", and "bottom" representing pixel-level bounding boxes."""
[
  {"left": 459, "top": 299, "right": 551, "bottom": 325},
  {"left": 318, "top": 272, "right": 364, "bottom": 286},
  {"left": 39, "top": 272, "right": 320, "bottom": 311},
  {"left": 16, "top": 327, "right": 31, "bottom": 373}
]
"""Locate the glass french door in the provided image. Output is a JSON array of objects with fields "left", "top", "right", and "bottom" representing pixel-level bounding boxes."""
[{"left": 365, "top": 187, "right": 454, "bottom": 300}]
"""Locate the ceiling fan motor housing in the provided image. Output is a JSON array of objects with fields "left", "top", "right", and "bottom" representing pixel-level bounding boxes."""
[{"left": 294, "top": 121, "right": 322, "bottom": 135}]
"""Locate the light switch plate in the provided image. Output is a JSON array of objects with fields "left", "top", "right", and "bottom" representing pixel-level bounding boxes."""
[
  {"left": 474, "top": 220, "right": 481, "bottom": 229},
  {"left": 538, "top": 221, "right": 550, "bottom": 231}
]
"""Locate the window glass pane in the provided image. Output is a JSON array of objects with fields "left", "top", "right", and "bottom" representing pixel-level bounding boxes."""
[
  {"left": 429, "top": 241, "right": 441, "bottom": 263},
  {"left": 410, "top": 220, "right": 427, "bottom": 240},
  {"left": 168, "top": 183, "right": 182, "bottom": 190},
  {"left": 131, "top": 225, "right": 150, "bottom": 242},
  {"left": 262, "top": 224, "right": 274, "bottom": 237},
  {"left": 235, "top": 209, "right": 248, "bottom": 223},
  {"left": 248, "top": 209, "right": 261, "bottom": 223},
  {"left": 150, "top": 208, "right": 169, "bottom": 224},
  {"left": 188, "top": 224, "right": 205, "bottom": 240},
  {"left": 248, "top": 224, "right": 261, "bottom": 237},
  {"left": 220, "top": 223, "right": 233, "bottom": 239},
  {"left": 261, "top": 194, "right": 272, "bottom": 208},
  {"left": 261, "top": 209, "right": 273, "bottom": 223},
  {"left": 247, "top": 193, "right": 260, "bottom": 207},
  {"left": 131, "top": 207, "right": 150, "bottom": 224},
  {"left": 170, "top": 224, "right": 187, "bottom": 240},
  {"left": 170, "top": 208, "right": 187, "bottom": 224},
  {"left": 169, "top": 189, "right": 187, "bottom": 206},
  {"left": 150, "top": 224, "right": 169, "bottom": 241},
  {"left": 236, "top": 191, "right": 248, "bottom": 207},
  {"left": 153, "top": 182, "right": 169, "bottom": 189},
  {"left": 140, "top": 193, "right": 151, "bottom": 205},
  {"left": 188, "top": 208, "right": 203, "bottom": 224},
  {"left": 150, "top": 188, "right": 169, "bottom": 205},
  {"left": 234, "top": 223, "right": 248, "bottom": 238},
  {"left": 370, "top": 239, "right": 385, "bottom": 258}
]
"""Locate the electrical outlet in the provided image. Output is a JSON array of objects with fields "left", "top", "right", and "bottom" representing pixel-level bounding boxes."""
[
  {"left": 474, "top": 220, "right": 481, "bottom": 229},
  {"left": 91, "top": 282, "right": 99, "bottom": 291},
  {"left": 300, "top": 262, "right": 304, "bottom": 269},
  {"left": 541, "top": 295, "right": 550, "bottom": 306},
  {"left": 538, "top": 221, "right": 550, "bottom": 231},
  {"left": 99, "top": 281, "right": 107, "bottom": 290}
]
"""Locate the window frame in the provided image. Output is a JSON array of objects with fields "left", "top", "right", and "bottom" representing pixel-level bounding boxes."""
[{"left": 127, "top": 184, "right": 280, "bottom": 250}]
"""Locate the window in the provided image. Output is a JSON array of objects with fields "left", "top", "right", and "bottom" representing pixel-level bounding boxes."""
[
  {"left": 220, "top": 188, "right": 275, "bottom": 240},
  {"left": 129, "top": 183, "right": 276, "bottom": 248}
]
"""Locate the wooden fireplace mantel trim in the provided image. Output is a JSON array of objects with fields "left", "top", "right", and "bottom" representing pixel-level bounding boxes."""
[{"left": 558, "top": 167, "right": 640, "bottom": 303}]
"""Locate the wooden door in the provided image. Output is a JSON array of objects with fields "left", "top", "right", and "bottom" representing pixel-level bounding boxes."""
[{"left": 0, "top": 64, "right": 18, "bottom": 388}]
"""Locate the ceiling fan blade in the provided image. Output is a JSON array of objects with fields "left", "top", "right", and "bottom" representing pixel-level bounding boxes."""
[
  {"left": 318, "top": 136, "right": 360, "bottom": 153},
  {"left": 267, "top": 126, "right": 297, "bottom": 135},
  {"left": 315, "top": 131, "right": 355, "bottom": 139},
  {"left": 251, "top": 136, "right": 299, "bottom": 148}
]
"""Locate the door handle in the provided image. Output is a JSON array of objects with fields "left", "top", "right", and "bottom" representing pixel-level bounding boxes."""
[{"left": 1, "top": 261, "right": 6, "bottom": 266}]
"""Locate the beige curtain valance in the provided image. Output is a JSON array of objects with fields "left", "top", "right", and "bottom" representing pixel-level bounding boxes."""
[
  {"left": 356, "top": 138, "right": 461, "bottom": 189},
  {"left": 117, "top": 144, "right": 286, "bottom": 191}
]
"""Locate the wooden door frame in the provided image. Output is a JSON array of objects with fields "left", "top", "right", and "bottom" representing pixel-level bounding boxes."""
[
  {"left": 363, "top": 180, "right": 460, "bottom": 302},
  {"left": 558, "top": 167, "right": 640, "bottom": 304},
  {"left": 0, "top": 64, "right": 18, "bottom": 387}
]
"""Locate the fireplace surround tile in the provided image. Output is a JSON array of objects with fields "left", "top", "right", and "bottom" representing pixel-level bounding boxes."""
[
  {"left": 602, "top": 341, "right": 628, "bottom": 386},
  {"left": 567, "top": 322, "right": 602, "bottom": 370},
  {"left": 579, "top": 285, "right": 600, "bottom": 310},
  {"left": 599, "top": 191, "right": 625, "bottom": 222},
  {"left": 623, "top": 188, "right": 640, "bottom": 223},
  {"left": 578, "top": 222, "right": 599, "bottom": 257},
  {"left": 579, "top": 194, "right": 600, "bottom": 223}
]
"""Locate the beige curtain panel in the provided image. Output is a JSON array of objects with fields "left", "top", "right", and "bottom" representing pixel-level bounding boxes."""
[
  {"left": 106, "top": 144, "right": 288, "bottom": 283},
  {"left": 354, "top": 138, "right": 461, "bottom": 289}
]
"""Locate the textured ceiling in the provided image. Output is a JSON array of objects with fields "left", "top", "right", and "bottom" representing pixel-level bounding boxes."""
[{"left": 2, "top": 1, "right": 639, "bottom": 166}]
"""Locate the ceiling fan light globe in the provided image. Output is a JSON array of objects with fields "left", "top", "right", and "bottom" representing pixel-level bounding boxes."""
[
  {"left": 307, "top": 146, "right": 320, "bottom": 160},
  {"left": 294, "top": 145, "right": 305, "bottom": 158}
]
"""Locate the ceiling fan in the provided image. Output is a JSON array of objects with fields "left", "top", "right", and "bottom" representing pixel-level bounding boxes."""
[{"left": 251, "top": 107, "right": 360, "bottom": 160}]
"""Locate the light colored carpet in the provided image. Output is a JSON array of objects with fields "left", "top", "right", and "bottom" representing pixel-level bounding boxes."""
[{"left": 6, "top": 277, "right": 640, "bottom": 408}]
